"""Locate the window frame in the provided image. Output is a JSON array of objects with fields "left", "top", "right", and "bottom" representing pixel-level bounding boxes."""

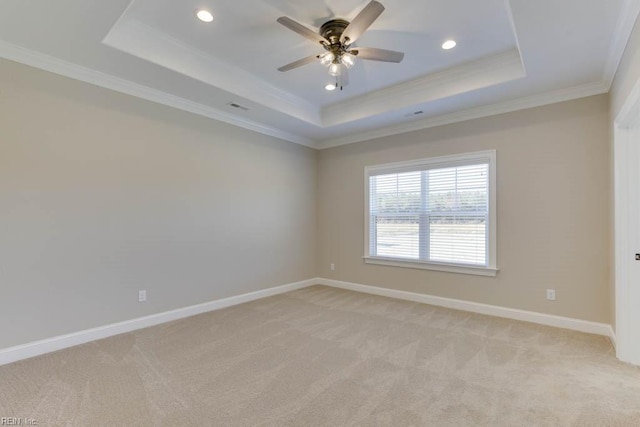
[{"left": 363, "top": 150, "right": 498, "bottom": 277}]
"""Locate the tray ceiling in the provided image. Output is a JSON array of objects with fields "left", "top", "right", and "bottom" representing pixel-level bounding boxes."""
[{"left": 0, "top": 0, "right": 635, "bottom": 148}]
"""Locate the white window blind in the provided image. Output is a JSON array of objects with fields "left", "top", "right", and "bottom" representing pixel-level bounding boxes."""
[{"left": 365, "top": 151, "right": 496, "bottom": 274}]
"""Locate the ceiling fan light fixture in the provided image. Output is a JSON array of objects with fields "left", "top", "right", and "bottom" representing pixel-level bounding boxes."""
[
  {"left": 319, "top": 52, "right": 335, "bottom": 67},
  {"left": 328, "top": 62, "right": 342, "bottom": 77},
  {"left": 195, "top": 10, "right": 214, "bottom": 23},
  {"left": 340, "top": 52, "right": 356, "bottom": 69},
  {"left": 442, "top": 40, "right": 457, "bottom": 50},
  {"left": 275, "top": 1, "right": 404, "bottom": 90}
]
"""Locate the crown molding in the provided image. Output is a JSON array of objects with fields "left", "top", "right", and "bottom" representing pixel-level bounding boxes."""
[
  {"left": 103, "top": 17, "right": 322, "bottom": 127},
  {"left": 504, "top": 0, "right": 526, "bottom": 75},
  {"left": 318, "top": 80, "right": 610, "bottom": 149},
  {"left": 0, "top": 39, "right": 610, "bottom": 151},
  {"left": 603, "top": 0, "right": 640, "bottom": 88},
  {"left": 0, "top": 40, "right": 317, "bottom": 149},
  {"left": 321, "top": 49, "right": 526, "bottom": 127},
  {"left": 2, "top": 0, "right": 635, "bottom": 153}
]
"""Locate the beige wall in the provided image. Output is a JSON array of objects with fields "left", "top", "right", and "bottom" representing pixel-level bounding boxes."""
[
  {"left": 0, "top": 59, "right": 317, "bottom": 349},
  {"left": 318, "top": 95, "right": 611, "bottom": 323},
  {"left": 0, "top": 53, "right": 617, "bottom": 350}
]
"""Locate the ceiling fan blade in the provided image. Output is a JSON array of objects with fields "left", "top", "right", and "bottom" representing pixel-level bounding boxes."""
[
  {"left": 278, "top": 55, "right": 319, "bottom": 72},
  {"left": 352, "top": 47, "right": 404, "bottom": 63},
  {"left": 341, "top": 1, "right": 385, "bottom": 45},
  {"left": 277, "top": 17, "right": 327, "bottom": 45}
]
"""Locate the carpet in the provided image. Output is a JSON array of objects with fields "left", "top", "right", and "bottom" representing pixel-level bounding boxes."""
[{"left": 1, "top": 285, "right": 639, "bottom": 426}]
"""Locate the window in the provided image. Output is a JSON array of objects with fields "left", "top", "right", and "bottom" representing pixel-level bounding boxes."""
[{"left": 364, "top": 150, "right": 497, "bottom": 276}]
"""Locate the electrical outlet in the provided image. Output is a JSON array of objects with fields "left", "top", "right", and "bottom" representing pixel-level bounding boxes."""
[
  {"left": 330, "top": 263, "right": 335, "bottom": 271},
  {"left": 546, "top": 289, "right": 556, "bottom": 301},
  {"left": 138, "top": 290, "right": 147, "bottom": 303}
]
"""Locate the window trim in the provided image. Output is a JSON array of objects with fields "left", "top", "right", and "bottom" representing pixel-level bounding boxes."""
[{"left": 364, "top": 150, "right": 498, "bottom": 277}]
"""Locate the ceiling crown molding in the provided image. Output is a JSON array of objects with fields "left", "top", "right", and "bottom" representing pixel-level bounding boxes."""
[
  {"left": 0, "top": 40, "right": 317, "bottom": 148},
  {"left": 319, "top": 80, "right": 610, "bottom": 149},
  {"left": 603, "top": 0, "right": 640, "bottom": 88},
  {"left": 321, "top": 49, "right": 526, "bottom": 127},
  {"left": 0, "top": 39, "right": 614, "bottom": 151},
  {"left": 103, "top": 17, "right": 322, "bottom": 126},
  {"left": 1, "top": 0, "right": 638, "bottom": 152}
]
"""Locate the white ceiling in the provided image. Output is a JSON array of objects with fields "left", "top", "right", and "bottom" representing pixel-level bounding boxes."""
[{"left": 0, "top": 0, "right": 637, "bottom": 148}]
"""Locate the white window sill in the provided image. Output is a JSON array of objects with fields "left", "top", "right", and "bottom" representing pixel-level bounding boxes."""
[{"left": 363, "top": 256, "right": 499, "bottom": 277}]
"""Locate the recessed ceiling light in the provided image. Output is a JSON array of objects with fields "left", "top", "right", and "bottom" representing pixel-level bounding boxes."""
[
  {"left": 196, "top": 10, "right": 214, "bottom": 23},
  {"left": 325, "top": 83, "right": 337, "bottom": 91},
  {"left": 442, "top": 40, "right": 457, "bottom": 50}
]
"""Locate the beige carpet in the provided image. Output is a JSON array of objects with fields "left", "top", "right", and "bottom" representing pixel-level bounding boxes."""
[{"left": 1, "top": 285, "right": 640, "bottom": 426}]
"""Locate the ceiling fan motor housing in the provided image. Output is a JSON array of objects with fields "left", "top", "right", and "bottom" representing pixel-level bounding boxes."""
[
  {"left": 276, "top": 2, "right": 404, "bottom": 78},
  {"left": 320, "top": 19, "right": 350, "bottom": 45}
]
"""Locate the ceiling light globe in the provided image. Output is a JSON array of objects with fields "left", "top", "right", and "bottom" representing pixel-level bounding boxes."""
[
  {"left": 319, "top": 52, "right": 335, "bottom": 67},
  {"left": 328, "top": 62, "right": 342, "bottom": 77},
  {"left": 341, "top": 53, "right": 356, "bottom": 69},
  {"left": 442, "top": 40, "right": 457, "bottom": 50},
  {"left": 325, "top": 83, "right": 337, "bottom": 91},
  {"left": 196, "top": 10, "right": 214, "bottom": 22}
]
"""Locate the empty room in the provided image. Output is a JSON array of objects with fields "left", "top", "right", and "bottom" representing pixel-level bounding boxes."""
[{"left": 2, "top": 0, "right": 640, "bottom": 425}]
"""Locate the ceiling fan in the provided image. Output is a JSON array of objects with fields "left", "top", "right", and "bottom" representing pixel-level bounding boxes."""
[{"left": 276, "top": 1, "right": 404, "bottom": 91}]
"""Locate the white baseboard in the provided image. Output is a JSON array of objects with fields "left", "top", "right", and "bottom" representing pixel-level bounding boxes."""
[
  {"left": 608, "top": 326, "right": 617, "bottom": 349},
  {"left": 0, "top": 279, "right": 316, "bottom": 366},
  {"left": 317, "top": 278, "right": 614, "bottom": 338},
  {"left": 1, "top": 277, "right": 616, "bottom": 366}
]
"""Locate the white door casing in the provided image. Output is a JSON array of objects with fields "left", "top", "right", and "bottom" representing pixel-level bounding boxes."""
[{"left": 614, "top": 76, "right": 640, "bottom": 366}]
